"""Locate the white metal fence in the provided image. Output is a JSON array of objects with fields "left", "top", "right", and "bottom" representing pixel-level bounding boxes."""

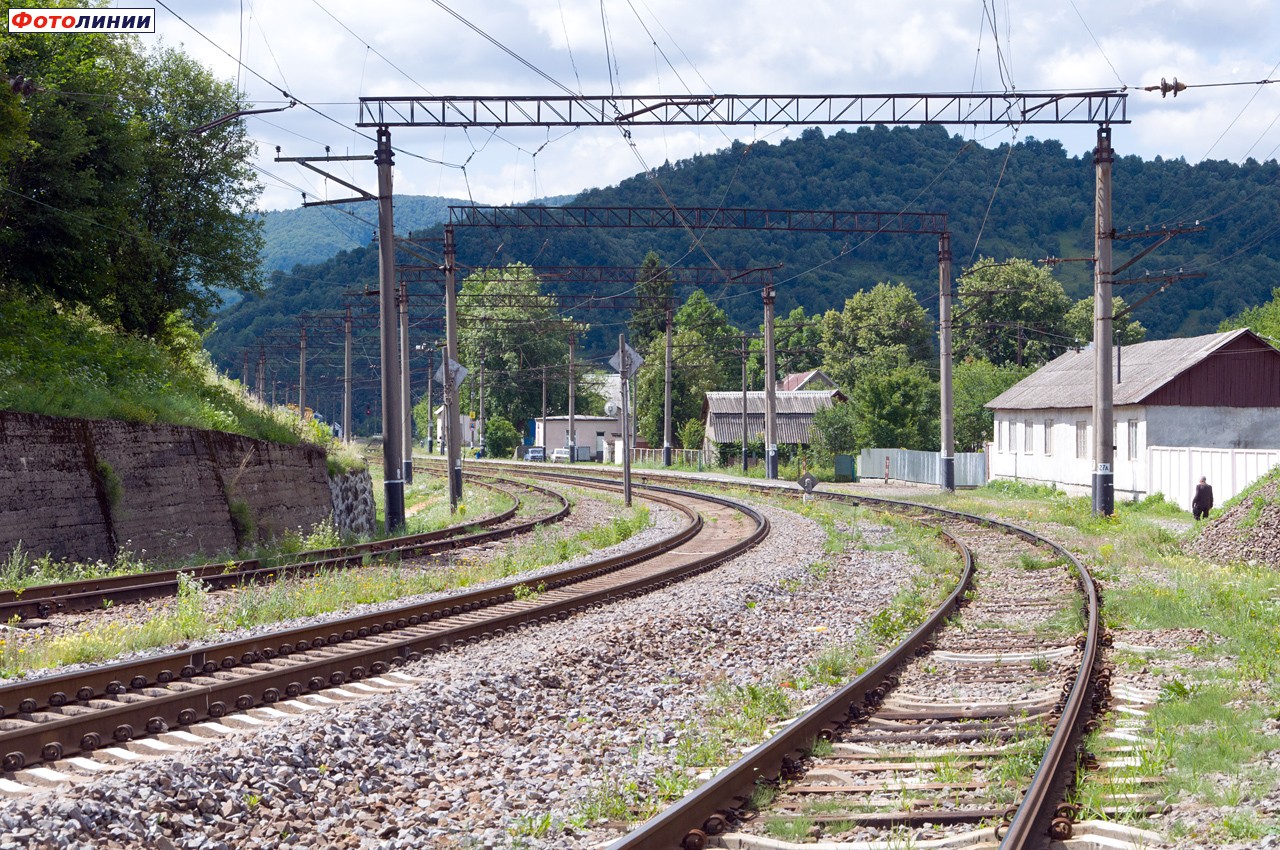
[
  {"left": 621, "top": 447, "right": 706, "bottom": 467},
  {"left": 1148, "top": 445, "right": 1280, "bottom": 510},
  {"left": 859, "top": 448, "right": 988, "bottom": 488}
]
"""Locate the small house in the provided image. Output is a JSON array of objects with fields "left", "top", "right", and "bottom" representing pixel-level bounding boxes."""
[
  {"left": 985, "top": 329, "right": 1280, "bottom": 508},
  {"left": 702, "top": 390, "right": 845, "bottom": 458}
]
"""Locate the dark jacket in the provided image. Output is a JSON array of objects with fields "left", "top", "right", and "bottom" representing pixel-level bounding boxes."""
[{"left": 1192, "top": 483, "right": 1214, "bottom": 514}]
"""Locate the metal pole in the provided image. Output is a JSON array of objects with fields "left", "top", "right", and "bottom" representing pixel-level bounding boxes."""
[
  {"left": 663, "top": 305, "right": 673, "bottom": 466},
  {"left": 541, "top": 365, "right": 548, "bottom": 453},
  {"left": 242, "top": 352, "right": 249, "bottom": 391},
  {"left": 400, "top": 275, "right": 413, "bottom": 485},
  {"left": 1093, "top": 125, "right": 1115, "bottom": 516},
  {"left": 763, "top": 285, "right": 778, "bottom": 480},
  {"left": 741, "top": 335, "right": 749, "bottom": 474},
  {"left": 444, "top": 224, "right": 462, "bottom": 509},
  {"left": 375, "top": 126, "right": 405, "bottom": 532},
  {"left": 568, "top": 332, "right": 577, "bottom": 463},
  {"left": 620, "top": 333, "right": 632, "bottom": 506},
  {"left": 939, "top": 232, "right": 955, "bottom": 492},
  {"left": 298, "top": 325, "right": 306, "bottom": 418},
  {"left": 342, "top": 307, "right": 352, "bottom": 444}
]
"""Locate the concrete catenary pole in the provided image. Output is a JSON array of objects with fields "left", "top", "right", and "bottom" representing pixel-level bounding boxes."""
[
  {"left": 478, "top": 358, "right": 486, "bottom": 455},
  {"left": 663, "top": 305, "right": 673, "bottom": 466},
  {"left": 444, "top": 224, "right": 462, "bottom": 509},
  {"left": 620, "top": 333, "right": 632, "bottom": 507},
  {"left": 256, "top": 347, "right": 265, "bottom": 404},
  {"left": 342, "top": 307, "right": 352, "bottom": 443},
  {"left": 424, "top": 344, "right": 434, "bottom": 454},
  {"left": 1093, "top": 125, "right": 1115, "bottom": 516},
  {"left": 298, "top": 325, "right": 306, "bottom": 418},
  {"left": 938, "top": 231, "right": 955, "bottom": 492},
  {"left": 763, "top": 285, "right": 779, "bottom": 480},
  {"left": 541, "top": 365, "right": 548, "bottom": 454},
  {"left": 399, "top": 275, "right": 413, "bottom": 485},
  {"left": 741, "top": 334, "right": 749, "bottom": 473},
  {"left": 375, "top": 127, "right": 405, "bottom": 532},
  {"left": 567, "top": 331, "right": 577, "bottom": 463}
]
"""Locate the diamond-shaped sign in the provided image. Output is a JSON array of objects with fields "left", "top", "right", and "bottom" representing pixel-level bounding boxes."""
[
  {"left": 435, "top": 358, "right": 468, "bottom": 386},
  {"left": 609, "top": 343, "right": 643, "bottom": 378}
]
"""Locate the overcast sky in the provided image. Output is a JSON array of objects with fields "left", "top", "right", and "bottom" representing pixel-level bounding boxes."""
[{"left": 146, "top": 0, "right": 1280, "bottom": 213}]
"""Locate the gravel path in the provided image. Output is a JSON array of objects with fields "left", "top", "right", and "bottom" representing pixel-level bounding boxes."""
[{"left": 0, "top": 501, "right": 923, "bottom": 849}]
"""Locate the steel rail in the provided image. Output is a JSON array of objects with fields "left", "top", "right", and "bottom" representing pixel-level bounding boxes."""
[
  {"left": 0, "top": 476, "right": 551, "bottom": 621},
  {"left": 0, "top": 478, "right": 766, "bottom": 774},
  {"left": 468, "top": 460, "right": 1103, "bottom": 849}
]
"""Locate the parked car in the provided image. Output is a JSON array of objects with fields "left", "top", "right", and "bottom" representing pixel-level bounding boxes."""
[
  {"left": 550, "top": 448, "right": 571, "bottom": 462},
  {"left": 525, "top": 446, "right": 546, "bottom": 462}
]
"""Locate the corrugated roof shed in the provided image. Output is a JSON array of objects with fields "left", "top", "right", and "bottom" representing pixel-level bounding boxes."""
[
  {"left": 704, "top": 390, "right": 843, "bottom": 444},
  {"left": 986, "top": 329, "right": 1280, "bottom": 410}
]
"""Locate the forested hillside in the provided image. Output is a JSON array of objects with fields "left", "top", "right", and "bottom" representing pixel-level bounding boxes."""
[{"left": 207, "top": 124, "right": 1280, "bottom": 431}]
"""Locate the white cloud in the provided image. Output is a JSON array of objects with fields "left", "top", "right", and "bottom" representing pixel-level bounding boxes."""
[{"left": 146, "top": 0, "right": 1280, "bottom": 211}]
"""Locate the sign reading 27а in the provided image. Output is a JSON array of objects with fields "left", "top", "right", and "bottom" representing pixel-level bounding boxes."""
[{"left": 7, "top": 8, "right": 155, "bottom": 33}]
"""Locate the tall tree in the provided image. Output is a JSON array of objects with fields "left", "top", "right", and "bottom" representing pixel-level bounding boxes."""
[
  {"left": 634, "top": 289, "right": 738, "bottom": 446},
  {"left": 952, "top": 358, "right": 1032, "bottom": 452},
  {"left": 749, "top": 305, "right": 824, "bottom": 387},
  {"left": 819, "top": 282, "right": 931, "bottom": 391},
  {"left": 953, "top": 258, "right": 1070, "bottom": 367},
  {"left": 0, "top": 23, "right": 263, "bottom": 336},
  {"left": 1063, "top": 295, "right": 1147, "bottom": 347},
  {"left": 628, "top": 251, "right": 674, "bottom": 352},
  {"left": 849, "top": 360, "right": 939, "bottom": 451},
  {"left": 1222, "top": 287, "right": 1280, "bottom": 341},
  {"left": 457, "top": 264, "right": 574, "bottom": 426}
]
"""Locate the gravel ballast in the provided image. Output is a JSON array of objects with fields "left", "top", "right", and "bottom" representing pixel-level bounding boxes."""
[{"left": 0, "top": 500, "right": 924, "bottom": 849}]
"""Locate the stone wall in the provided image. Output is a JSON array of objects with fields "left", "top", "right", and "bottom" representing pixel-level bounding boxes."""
[
  {"left": 0, "top": 411, "right": 346, "bottom": 564},
  {"left": 328, "top": 468, "right": 376, "bottom": 539}
]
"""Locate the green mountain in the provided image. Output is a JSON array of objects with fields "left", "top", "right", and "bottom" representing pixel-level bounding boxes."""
[
  {"left": 253, "top": 195, "right": 466, "bottom": 273},
  {"left": 206, "top": 124, "right": 1280, "bottom": 431}
]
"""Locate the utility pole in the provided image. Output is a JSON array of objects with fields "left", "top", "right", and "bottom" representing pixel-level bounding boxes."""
[
  {"left": 567, "top": 331, "right": 577, "bottom": 463},
  {"left": 763, "top": 284, "right": 778, "bottom": 480},
  {"left": 298, "top": 325, "right": 307, "bottom": 417},
  {"left": 478, "top": 358, "right": 486, "bottom": 456},
  {"left": 663, "top": 305, "right": 673, "bottom": 466},
  {"left": 424, "top": 344, "right": 435, "bottom": 454},
  {"left": 1093, "top": 125, "right": 1115, "bottom": 516},
  {"left": 343, "top": 307, "right": 352, "bottom": 444},
  {"left": 443, "top": 224, "right": 462, "bottom": 509},
  {"left": 541, "top": 365, "right": 548, "bottom": 454},
  {"left": 399, "top": 275, "right": 413, "bottom": 485},
  {"left": 938, "top": 232, "right": 955, "bottom": 492},
  {"left": 241, "top": 352, "right": 250, "bottom": 392},
  {"left": 741, "top": 334, "right": 749, "bottom": 474},
  {"left": 619, "top": 333, "right": 633, "bottom": 506},
  {"left": 256, "top": 347, "right": 265, "bottom": 404},
  {"left": 375, "top": 127, "right": 405, "bottom": 532}
]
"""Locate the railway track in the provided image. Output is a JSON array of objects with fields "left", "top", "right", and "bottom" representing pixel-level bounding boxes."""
[
  {"left": 462, "top": 460, "right": 1110, "bottom": 850},
  {"left": 0, "top": 474, "right": 767, "bottom": 790},
  {"left": 0, "top": 474, "right": 565, "bottom": 622}
]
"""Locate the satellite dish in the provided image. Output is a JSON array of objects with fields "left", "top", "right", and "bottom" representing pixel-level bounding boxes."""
[{"left": 604, "top": 401, "right": 619, "bottom": 417}]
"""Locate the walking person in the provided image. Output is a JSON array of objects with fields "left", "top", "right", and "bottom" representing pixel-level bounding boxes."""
[{"left": 1191, "top": 476, "right": 1214, "bottom": 520}]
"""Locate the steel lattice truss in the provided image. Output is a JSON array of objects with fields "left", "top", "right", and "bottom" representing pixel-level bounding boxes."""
[
  {"left": 449, "top": 205, "right": 947, "bottom": 235},
  {"left": 394, "top": 264, "right": 776, "bottom": 288},
  {"left": 357, "top": 92, "right": 1128, "bottom": 128}
]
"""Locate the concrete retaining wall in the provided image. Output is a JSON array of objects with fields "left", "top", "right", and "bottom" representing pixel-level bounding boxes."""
[{"left": 0, "top": 411, "right": 366, "bottom": 564}]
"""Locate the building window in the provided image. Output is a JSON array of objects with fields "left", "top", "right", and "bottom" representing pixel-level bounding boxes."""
[
  {"left": 1075, "top": 421, "right": 1088, "bottom": 459},
  {"left": 997, "top": 419, "right": 1004, "bottom": 452},
  {"left": 1128, "top": 419, "right": 1139, "bottom": 461},
  {"left": 1024, "top": 419, "right": 1033, "bottom": 453},
  {"left": 1044, "top": 419, "right": 1054, "bottom": 456}
]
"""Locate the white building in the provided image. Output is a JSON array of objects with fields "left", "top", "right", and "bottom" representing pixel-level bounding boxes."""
[{"left": 986, "top": 329, "right": 1280, "bottom": 509}]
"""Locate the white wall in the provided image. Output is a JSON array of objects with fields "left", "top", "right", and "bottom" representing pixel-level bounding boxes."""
[{"left": 988, "top": 406, "right": 1149, "bottom": 500}]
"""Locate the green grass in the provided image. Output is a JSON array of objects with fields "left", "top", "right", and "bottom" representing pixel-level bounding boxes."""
[
  {"left": 0, "top": 296, "right": 342, "bottom": 448},
  {"left": 908, "top": 481, "right": 1280, "bottom": 841}
]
